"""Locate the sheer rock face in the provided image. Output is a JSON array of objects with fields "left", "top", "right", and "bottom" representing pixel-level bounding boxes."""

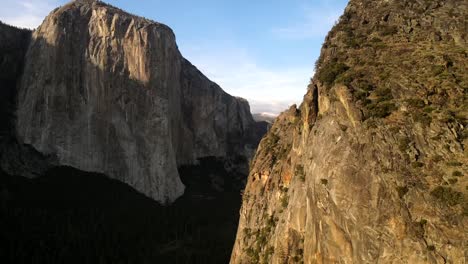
[
  {"left": 231, "top": 0, "right": 467, "bottom": 263},
  {"left": 0, "top": 22, "right": 30, "bottom": 135},
  {"left": 0, "top": 23, "right": 53, "bottom": 179},
  {"left": 179, "top": 58, "right": 258, "bottom": 164},
  {"left": 15, "top": 1, "right": 257, "bottom": 204}
]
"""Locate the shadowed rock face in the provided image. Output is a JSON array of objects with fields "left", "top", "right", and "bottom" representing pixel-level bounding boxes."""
[
  {"left": 0, "top": 23, "right": 56, "bottom": 179},
  {"left": 0, "top": 22, "right": 30, "bottom": 136},
  {"left": 231, "top": 0, "right": 467, "bottom": 263},
  {"left": 14, "top": 0, "right": 258, "bottom": 204}
]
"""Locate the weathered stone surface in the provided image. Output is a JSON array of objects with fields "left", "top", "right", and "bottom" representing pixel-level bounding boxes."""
[
  {"left": 15, "top": 1, "right": 259, "bottom": 204},
  {"left": 179, "top": 58, "right": 259, "bottom": 164},
  {"left": 0, "top": 22, "right": 30, "bottom": 136},
  {"left": 0, "top": 23, "right": 55, "bottom": 178},
  {"left": 231, "top": 0, "right": 467, "bottom": 263}
]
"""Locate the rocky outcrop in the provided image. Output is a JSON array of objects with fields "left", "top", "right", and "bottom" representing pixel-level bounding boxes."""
[
  {"left": 15, "top": 0, "right": 259, "bottom": 204},
  {"left": 179, "top": 58, "right": 259, "bottom": 164},
  {"left": 0, "top": 22, "right": 30, "bottom": 136},
  {"left": 231, "top": 0, "right": 467, "bottom": 263},
  {"left": 0, "top": 23, "right": 54, "bottom": 178}
]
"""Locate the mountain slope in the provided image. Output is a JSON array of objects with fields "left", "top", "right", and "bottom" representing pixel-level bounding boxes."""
[
  {"left": 231, "top": 0, "right": 467, "bottom": 263},
  {"left": 14, "top": 0, "right": 259, "bottom": 204}
]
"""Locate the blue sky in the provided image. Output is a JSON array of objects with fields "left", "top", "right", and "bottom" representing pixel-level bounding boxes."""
[{"left": 0, "top": 0, "right": 348, "bottom": 114}]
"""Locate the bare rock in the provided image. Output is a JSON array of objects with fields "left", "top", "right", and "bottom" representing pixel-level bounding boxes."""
[
  {"left": 231, "top": 0, "right": 467, "bottom": 263},
  {"left": 15, "top": 1, "right": 259, "bottom": 204}
]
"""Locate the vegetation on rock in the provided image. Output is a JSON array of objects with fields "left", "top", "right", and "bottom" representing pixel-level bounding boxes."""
[{"left": 231, "top": 1, "right": 467, "bottom": 263}]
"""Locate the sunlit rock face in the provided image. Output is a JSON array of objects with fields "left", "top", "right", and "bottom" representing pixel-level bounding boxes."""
[
  {"left": 231, "top": 0, "right": 467, "bottom": 263},
  {"left": 16, "top": 0, "right": 258, "bottom": 204}
]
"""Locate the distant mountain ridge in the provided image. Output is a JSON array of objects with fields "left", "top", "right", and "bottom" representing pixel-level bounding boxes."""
[{"left": 252, "top": 112, "right": 277, "bottom": 124}]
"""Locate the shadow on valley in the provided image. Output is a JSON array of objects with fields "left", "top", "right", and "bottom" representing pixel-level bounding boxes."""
[
  {"left": 0, "top": 158, "right": 244, "bottom": 264},
  {"left": 0, "top": 21, "right": 254, "bottom": 264}
]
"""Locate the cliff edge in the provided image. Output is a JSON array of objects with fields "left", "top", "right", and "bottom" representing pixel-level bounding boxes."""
[
  {"left": 14, "top": 0, "right": 259, "bottom": 204},
  {"left": 231, "top": 0, "right": 467, "bottom": 263}
]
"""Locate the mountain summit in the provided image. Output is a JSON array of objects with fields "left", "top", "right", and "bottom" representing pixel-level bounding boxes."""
[
  {"left": 10, "top": 0, "right": 260, "bottom": 204},
  {"left": 231, "top": 0, "right": 467, "bottom": 263}
]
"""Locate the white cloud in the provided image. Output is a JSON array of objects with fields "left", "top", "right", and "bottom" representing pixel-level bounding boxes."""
[
  {"left": 247, "top": 100, "right": 300, "bottom": 116},
  {"left": 181, "top": 44, "right": 312, "bottom": 115},
  {"left": 271, "top": 4, "right": 342, "bottom": 39},
  {"left": 0, "top": 0, "right": 61, "bottom": 29},
  {"left": 0, "top": 1, "right": 318, "bottom": 115}
]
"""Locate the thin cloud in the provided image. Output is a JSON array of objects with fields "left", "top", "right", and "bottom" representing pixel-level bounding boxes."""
[
  {"left": 0, "top": 0, "right": 60, "bottom": 29},
  {"left": 1, "top": 1, "right": 318, "bottom": 115},
  {"left": 271, "top": 4, "right": 342, "bottom": 39},
  {"left": 247, "top": 100, "right": 299, "bottom": 116},
  {"left": 181, "top": 44, "right": 312, "bottom": 115}
]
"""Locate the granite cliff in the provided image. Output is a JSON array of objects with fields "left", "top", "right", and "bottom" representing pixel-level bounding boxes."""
[
  {"left": 0, "top": 23, "right": 56, "bottom": 178},
  {"left": 0, "top": 22, "right": 30, "bottom": 136},
  {"left": 231, "top": 0, "right": 467, "bottom": 263},
  {"left": 8, "top": 0, "right": 261, "bottom": 204}
]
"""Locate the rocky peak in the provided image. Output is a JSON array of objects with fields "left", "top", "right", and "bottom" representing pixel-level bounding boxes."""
[
  {"left": 231, "top": 0, "right": 466, "bottom": 263},
  {"left": 12, "top": 1, "right": 261, "bottom": 204}
]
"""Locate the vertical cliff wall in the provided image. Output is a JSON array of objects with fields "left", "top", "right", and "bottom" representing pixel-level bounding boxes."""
[
  {"left": 15, "top": 0, "right": 258, "bottom": 204},
  {"left": 178, "top": 58, "right": 258, "bottom": 164},
  {"left": 231, "top": 0, "right": 467, "bottom": 263},
  {"left": 0, "top": 23, "right": 54, "bottom": 178},
  {"left": 0, "top": 22, "right": 30, "bottom": 136}
]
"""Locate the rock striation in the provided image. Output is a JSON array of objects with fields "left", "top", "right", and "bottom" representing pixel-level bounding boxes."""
[
  {"left": 13, "top": 0, "right": 259, "bottom": 204},
  {"left": 231, "top": 0, "right": 467, "bottom": 263},
  {"left": 0, "top": 23, "right": 55, "bottom": 179},
  {"left": 0, "top": 22, "right": 30, "bottom": 136}
]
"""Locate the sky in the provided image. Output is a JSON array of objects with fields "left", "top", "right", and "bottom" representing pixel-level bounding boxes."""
[{"left": 0, "top": 0, "right": 349, "bottom": 115}]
